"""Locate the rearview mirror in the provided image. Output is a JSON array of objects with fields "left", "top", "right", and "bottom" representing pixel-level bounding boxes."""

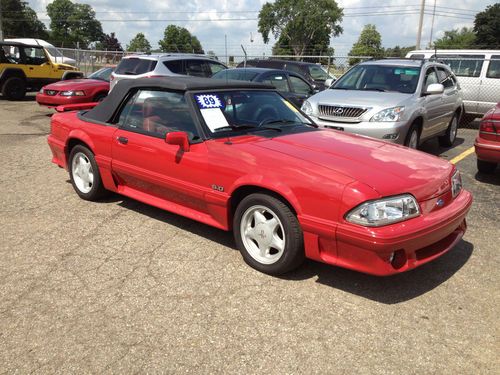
[
  {"left": 424, "top": 83, "right": 444, "bottom": 95},
  {"left": 166, "top": 131, "right": 190, "bottom": 152}
]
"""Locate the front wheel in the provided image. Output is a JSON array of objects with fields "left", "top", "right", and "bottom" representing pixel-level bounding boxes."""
[
  {"left": 233, "top": 193, "right": 304, "bottom": 275},
  {"left": 69, "top": 145, "right": 108, "bottom": 200},
  {"left": 439, "top": 114, "right": 458, "bottom": 147},
  {"left": 405, "top": 124, "right": 420, "bottom": 149}
]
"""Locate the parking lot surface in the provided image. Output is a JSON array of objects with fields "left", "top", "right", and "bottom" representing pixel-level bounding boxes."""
[{"left": 0, "top": 96, "right": 498, "bottom": 374}]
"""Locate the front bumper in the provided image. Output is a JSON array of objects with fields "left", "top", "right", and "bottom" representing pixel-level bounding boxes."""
[
  {"left": 475, "top": 136, "right": 500, "bottom": 163},
  {"left": 300, "top": 189, "right": 472, "bottom": 276},
  {"left": 311, "top": 117, "right": 409, "bottom": 145},
  {"left": 36, "top": 93, "right": 92, "bottom": 107}
]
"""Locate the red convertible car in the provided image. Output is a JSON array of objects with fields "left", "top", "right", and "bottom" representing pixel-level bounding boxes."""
[
  {"left": 47, "top": 77, "right": 472, "bottom": 276},
  {"left": 475, "top": 102, "right": 500, "bottom": 174},
  {"left": 37, "top": 66, "right": 114, "bottom": 107}
]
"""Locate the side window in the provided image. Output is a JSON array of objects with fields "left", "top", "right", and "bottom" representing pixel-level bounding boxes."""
[
  {"left": 118, "top": 90, "right": 199, "bottom": 140},
  {"left": 436, "top": 67, "right": 454, "bottom": 89},
  {"left": 263, "top": 74, "right": 290, "bottom": 91},
  {"left": 289, "top": 75, "right": 312, "bottom": 95},
  {"left": 424, "top": 68, "right": 439, "bottom": 90},
  {"left": 185, "top": 60, "right": 208, "bottom": 77},
  {"left": 441, "top": 55, "right": 484, "bottom": 77},
  {"left": 285, "top": 64, "right": 303, "bottom": 75},
  {"left": 163, "top": 60, "right": 183, "bottom": 74},
  {"left": 2, "top": 45, "right": 20, "bottom": 64},
  {"left": 207, "top": 61, "right": 226, "bottom": 76},
  {"left": 486, "top": 56, "right": 500, "bottom": 79},
  {"left": 22, "top": 47, "right": 48, "bottom": 65}
]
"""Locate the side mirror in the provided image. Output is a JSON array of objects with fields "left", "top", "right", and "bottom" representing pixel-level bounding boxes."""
[
  {"left": 324, "top": 78, "right": 334, "bottom": 87},
  {"left": 166, "top": 131, "right": 190, "bottom": 152},
  {"left": 424, "top": 83, "right": 444, "bottom": 95}
]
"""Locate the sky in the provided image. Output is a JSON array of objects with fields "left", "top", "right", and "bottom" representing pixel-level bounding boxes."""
[{"left": 26, "top": 0, "right": 497, "bottom": 57}]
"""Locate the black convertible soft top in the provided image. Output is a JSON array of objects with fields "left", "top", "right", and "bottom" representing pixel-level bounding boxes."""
[{"left": 82, "top": 76, "right": 275, "bottom": 123}]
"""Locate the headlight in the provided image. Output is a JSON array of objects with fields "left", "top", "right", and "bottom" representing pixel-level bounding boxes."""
[
  {"left": 39, "top": 88, "right": 44, "bottom": 94},
  {"left": 370, "top": 106, "right": 405, "bottom": 122},
  {"left": 346, "top": 194, "right": 420, "bottom": 227},
  {"left": 301, "top": 100, "right": 313, "bottom": 116},
  {"left": 451, "top": 170, "right": 462, "bottom": 198},
  {"left": 60, "top": 90, "right": 85, "bottom": 96}
]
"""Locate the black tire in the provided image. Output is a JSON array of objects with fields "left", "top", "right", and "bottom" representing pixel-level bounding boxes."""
[
  {"left": 404, "top": 123, "right": 420, "bottom": 149},
  {"left": 477, "top": 159, "right": 497, "bottom": 174},
  {"left": 68, "top": 145, "right": 108, "bottom": 201},
  {"left": 439, "top": 114, "right": 458, "bottom": 147},
  {"left": 93, "top": 92, "right": 107, "bottom": 102},
  {"left": 233, "top": 193, "right": 304, "bottom": 275},
  {"left": 2, "top": 77, "right": 26, "bottom": 100}
]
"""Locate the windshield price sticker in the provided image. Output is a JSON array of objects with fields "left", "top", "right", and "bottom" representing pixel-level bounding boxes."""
[{"left": 195, "top": 94, "right": 224, "bottom": 109}]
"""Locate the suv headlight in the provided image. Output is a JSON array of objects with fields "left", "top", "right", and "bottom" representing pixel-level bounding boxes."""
[
  {"left": 60, "top": 90, "right": 85, "bottom": 96},
  {"left": 346, "top": 194, "right": 420, "bottom": 227},
  {"left": 370, "top": 106, "right": 405, "bottom": 122},
  {"left": 301, "top": 100, "right": 313, "bottom": 116}
]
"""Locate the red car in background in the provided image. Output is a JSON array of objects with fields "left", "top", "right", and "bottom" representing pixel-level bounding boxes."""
[
  {"left": 37, "top": 66, "right": 114, "bottom": 107},
  {"left": 47, "top": 77, "right": 472, "bottom": 277},
  {"left": 475, "top": 102, "right": 500, "bottom": 174}
]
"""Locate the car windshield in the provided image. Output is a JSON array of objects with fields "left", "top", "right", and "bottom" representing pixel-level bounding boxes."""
[
  {"left": 193, "top": 90, "right": 314, "bottom": 135},
  {"left": 308, "top": 65, "right": 331, "bottom": 81},
  {"left": 88, "top": 67, "right": 114, "bottom": 81},
  {"left": 212, "top": 70, "right": 259, "bottom": 82},
  {"left": 332, "top": 64, "right": 421, "bottom": 93}
]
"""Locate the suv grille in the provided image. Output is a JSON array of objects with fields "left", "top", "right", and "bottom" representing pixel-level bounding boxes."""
[{"left": 318, "top": 105, "right": 367, "bottom": 118}]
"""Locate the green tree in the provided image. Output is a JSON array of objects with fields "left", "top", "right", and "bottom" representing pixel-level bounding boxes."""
[
  {"left": 433, "top": 27, "right": 476, "bottom": 49},
  {"left": 97, "top": 32, "right": 123, "bottom": 51},
  {"left": 0, "top": 0, "right": 48, "bottom": 39},
  {"left": 348, "top": 24, "right": 383, "bottom": 65},
  {"left": 127, "top": 32, "right": 151, "bottom": 53},
  {"left": 258, "top": 0, "right": 343, "bottom": 57},
  {"left": 46, "top": 0, "right": 104, "bottom": 48},
  {"left": 385, "top": 45, "right": 416, "bottom": 57},
  {"left": 158, "top": 25, "right": 203, "bottom": 53},
  {"left": 473, "top": 3, "right": 500, "bottom": 49}
]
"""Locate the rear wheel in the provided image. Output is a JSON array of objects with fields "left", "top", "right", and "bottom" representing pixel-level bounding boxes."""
[
  {"left": 405, "top": 124, "right": 420, "bottom": 149},
  {"left": 439, "top": 114, "right": 458, "bottom": 147},
  {"left": 477, "top": 159, "right": 497, "bottom": 174},
  {"left": 69, "top": 145, "right": 108, "bottom": 200},
  {"left": 2, "top": 77, "right": 26, "bottom": 100},
  {"left": 233, "top": 193, "right": 304, "bottom": 275}
]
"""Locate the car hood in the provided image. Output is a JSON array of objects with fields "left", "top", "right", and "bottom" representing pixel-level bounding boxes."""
[
  {"left": 252, "top": 130, "right": 453, "bottom": 201},
  {"left": 43, "top": 79, "right": 108, "bottom": 90},
  {"left": 311, "top": 89, "right": 411, "bottom": 107}
]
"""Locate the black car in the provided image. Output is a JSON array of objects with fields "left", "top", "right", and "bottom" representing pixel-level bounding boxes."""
[
  {"left": 212, "top": 68, "right": 315, "bottom": 107},
  {"left": 236, "top": 59, "right": 335, "bottom": 91}
]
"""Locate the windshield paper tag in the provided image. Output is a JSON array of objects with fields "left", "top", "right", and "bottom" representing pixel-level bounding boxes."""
[
  {"left": 200, "top": 108, "right": 229, "bottom": 131},
  {"left": 195, "top": 94, "right": 224, "bottom": 109}
]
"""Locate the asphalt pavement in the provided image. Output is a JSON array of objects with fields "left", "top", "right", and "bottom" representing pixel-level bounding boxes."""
[{"left": 0, "top": 95, "right": 498, "bottom": 374}]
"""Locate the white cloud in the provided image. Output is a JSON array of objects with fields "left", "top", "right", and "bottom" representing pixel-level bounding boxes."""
[{"left": 27, "top": 0, "right": 496, "bottom": 57}]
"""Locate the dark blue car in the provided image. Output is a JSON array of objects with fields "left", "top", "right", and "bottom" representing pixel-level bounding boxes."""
[{"left": 212, "top": 68, "right": 315, "bottom": 108}]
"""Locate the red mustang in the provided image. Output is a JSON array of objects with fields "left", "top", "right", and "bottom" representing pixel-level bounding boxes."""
[
  {"left": 37, "top": 66, "right": 114, "bottom": 107},
  {"left": 47, "top": 77, "right": 472, "bottom": 276},
  {"left": 475, "top": 102, "right": 500, "bottom": 174}
]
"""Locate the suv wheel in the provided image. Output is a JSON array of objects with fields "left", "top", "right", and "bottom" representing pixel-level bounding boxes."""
[
  {"left": 439, "top": 114, "right": 458, "bottom": 147},
  {"left": 2, "top": 77, "right": 26, "bottom": 100},
  {"left": 405, "top": 124, "right": 420, "bottom": 149}
]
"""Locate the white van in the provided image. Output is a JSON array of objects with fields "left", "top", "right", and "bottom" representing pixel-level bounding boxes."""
[
  {"left": 4, "top": 38, "right": 76, "bottom": 66},
  {"left": 406, "top": 50, "right": 500, "bottom": 118}
]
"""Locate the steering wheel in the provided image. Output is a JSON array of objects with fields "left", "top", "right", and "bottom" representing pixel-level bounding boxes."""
[{"left": 256, "top": 106, "right": 279, "bottom": 127}]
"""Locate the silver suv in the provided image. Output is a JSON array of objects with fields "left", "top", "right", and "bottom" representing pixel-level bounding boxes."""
[
  {"left": 110, "top": 53, "right": 227, "bottom": 91},
  {"left": 301, "top": 59, "right": 464, "bottom": 148}
]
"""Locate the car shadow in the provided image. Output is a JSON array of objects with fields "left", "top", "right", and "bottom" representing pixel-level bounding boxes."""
[
  {"left": 100, "top": 195, "right": 473, "bottom": 303},
  {"left": 0, "top": 95, "right": 36, "bottom": 102},
  {"left": 419, "top": 136, "right": 465, "bottom": 156},
  {"left": 283, "top": 240, "right": 473, "bottom": 304},
  {"left": 474, "top": 170, "right": 500, "bottom": 186}
]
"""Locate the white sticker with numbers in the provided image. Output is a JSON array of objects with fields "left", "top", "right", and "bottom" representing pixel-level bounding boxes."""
[{"left": 195, "top": 94, "right": 223, "bottom": 109}]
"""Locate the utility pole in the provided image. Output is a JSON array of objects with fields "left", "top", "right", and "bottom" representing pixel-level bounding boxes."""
[
  {"left": 0, "top": 0, "right": 4, "bottom": 41},
  {"left": 416, "top": 0, "right": 426, "bottom": 49}
]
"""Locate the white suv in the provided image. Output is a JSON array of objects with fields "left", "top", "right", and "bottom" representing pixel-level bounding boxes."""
[{"left": 110, "top": 54, "right": 228, "bottom": 91}]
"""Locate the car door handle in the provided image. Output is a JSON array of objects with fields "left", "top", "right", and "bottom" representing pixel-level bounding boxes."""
[{"left": 117, "top": 136, "right": 128, "bottom": 144}]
